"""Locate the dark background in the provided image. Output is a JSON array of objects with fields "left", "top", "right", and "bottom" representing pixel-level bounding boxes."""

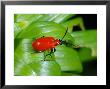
[
  {"left": 79, "top": 14, "right": 97, "bottom": 29},
  {"left": 73, "top": 14, "right": 97, "bottom": 31}
]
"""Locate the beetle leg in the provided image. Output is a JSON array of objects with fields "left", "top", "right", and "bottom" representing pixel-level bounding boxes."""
[
  {"left": 53, "top": 48, "right": 56, "bottom": 52},
  {"left": 43, "top": 48, "right": 55, "bottom": 61},
  {"left": 43, "top": 51, "right": 51, "bottom": 61},
  {"left": 45, "top": 49, "right": 53, "bottom": 58},
  {"left": 43, "top": 52, "right": 46, "bottom": 61},
  {"left": 49, "top": 48, "right": 56, "bottom": 54}
]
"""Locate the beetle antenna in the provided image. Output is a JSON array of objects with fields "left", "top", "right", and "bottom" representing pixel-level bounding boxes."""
[{"left": 60, "top": 28, "right": 68, "bottom": 43}]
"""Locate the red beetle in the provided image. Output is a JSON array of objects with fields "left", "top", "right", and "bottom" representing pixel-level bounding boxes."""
[{"left": 32, "top": 28, "right": 68, "bottom": 53}]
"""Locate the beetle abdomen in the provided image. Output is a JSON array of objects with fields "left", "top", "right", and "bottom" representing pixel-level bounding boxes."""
[{"left": 32, "top": 37, "right": 56, "bottom": 52}]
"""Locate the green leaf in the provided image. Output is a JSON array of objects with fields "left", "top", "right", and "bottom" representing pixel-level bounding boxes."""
[
  {"left": 36, "top": 14, "right": 59, "bottom": 22},
  {"left": 14, "top": 39, "right": 44, "bottom": 64},
  {"left": 61, "top": 17, "right": 85, "bottom": 32},
  {"left": 14, "top": 14, "right": 75, "bottom": 39},
  {"left": 14, "top": 14, "right": 44, "bottom": 38},
  {"left": 15, "top": 14, "right": 74, "bottom": 24},
  {"left": 14, "top": 39, "right": 43, "bottom": 75},
  {"left": 14, "top": 61, "right": 37, "bottom": 76},
  {"left": 61, "top": 72, "right": 80, "bottom": 76},
  {"left": 78, "top": 47, "right": 96, "bottom": 62},
  {"left": 55, "top": 45, "right": 83, "bottom": 73},
  {"left": 16, "top": 21, "right": 74, "bottom": 44},
  {"left": 50, "top": 14, "right": 75, "bottom": 23},
  {"left": 15, "top": 14, "right": 43, "bottom": 23},
  {"left": 71, "top": 30, "right": 97, "bottom": 57},
  {"left": 16, "top": 14, "right": 74, "bottom": 23},
  {"left": 14, "top": 22, "right": 28, "bottom": 38},
  {"left": 30, "top": 61, "right": 61, "bottom": 76}
]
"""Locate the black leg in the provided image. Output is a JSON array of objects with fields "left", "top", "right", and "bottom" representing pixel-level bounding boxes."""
[
  {"left": 44, "top": 51, "right": 46, "bottom": 61},
  {"left": 43, "top": 50, "right": 52, "bottom": 61},
  {"left": 45, "top": 49, "right": 53, "bottom": 58},
  {"left": 53, "top": 48, "right": 56, "bottom": 52},
  {"left": 43, "top": 48, "right": 56, "bottom": 61}
]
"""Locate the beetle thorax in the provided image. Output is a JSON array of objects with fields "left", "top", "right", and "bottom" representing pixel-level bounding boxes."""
[{"left": 54, "top": 39, "right": 61, "bottom": 46}]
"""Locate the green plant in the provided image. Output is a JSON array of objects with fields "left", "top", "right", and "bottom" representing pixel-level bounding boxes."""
[{"left": 14, "top": 14, "right": 97, "bottom": 76}]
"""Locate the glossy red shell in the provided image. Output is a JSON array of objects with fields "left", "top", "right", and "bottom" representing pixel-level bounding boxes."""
[{"left": 32, "top": 37, "right": 61, "bottom": 52}]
